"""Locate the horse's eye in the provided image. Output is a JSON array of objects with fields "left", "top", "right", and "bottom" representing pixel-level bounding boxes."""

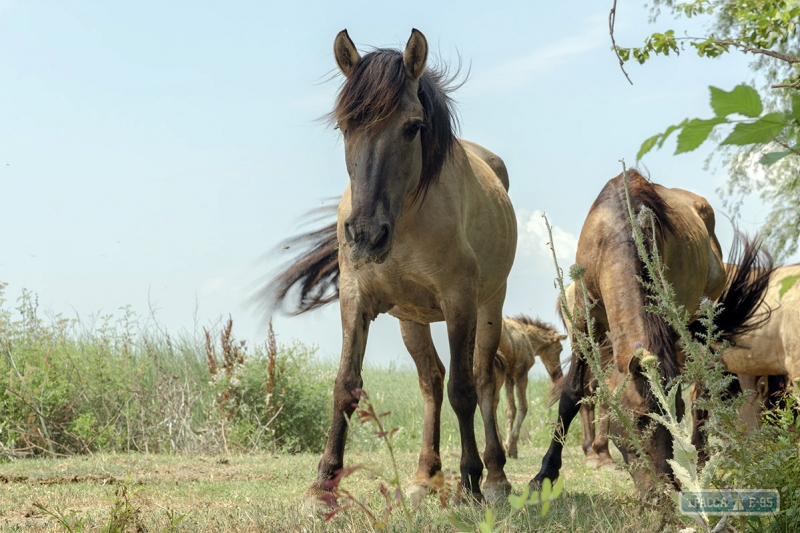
[{"left": 405, "top": 121, "right": 425, "bottom": 138}]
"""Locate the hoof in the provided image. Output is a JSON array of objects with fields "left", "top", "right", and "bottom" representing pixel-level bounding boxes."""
[
  {"left": 529, "top": 474, "right": 558, "bottom": 492},
  {"left": 483, "top": 481, "right": 512, "bottom": 504},
  {"left": 584, "top": 452, "right": 600, "bottom": 468},
  {"left": 455, "top": 486, "right": 485, "bottom": 505},
  {"left": 507, "top": 450, "right": 519, "bottom": 459},
  {"left": 303, "top": 486, "right": 333, "bottom": 512},
  {"left": 595, "top": 454, "right": 615, "bottom": 469},
  {"left": 406, "top": 483, "right": 428, "bottom": 508}
]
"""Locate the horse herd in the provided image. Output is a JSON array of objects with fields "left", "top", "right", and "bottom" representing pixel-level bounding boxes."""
[{"left": 268, "top": 28, "right": 799, "bottom": 502}]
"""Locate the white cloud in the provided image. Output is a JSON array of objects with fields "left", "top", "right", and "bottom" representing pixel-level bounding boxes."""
[
  {"left": 516, "top": 209, "right": 578, "bottom": 265},
  {"left": 203, "top": 277, "right": 226, "bottom": 295},
  {"left": 464, "top": 14, "right": 607, "bottom": 95}
]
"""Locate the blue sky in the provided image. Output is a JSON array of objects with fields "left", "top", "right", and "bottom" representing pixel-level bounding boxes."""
[{"left": 1, "top": 1, "right": 792, "bottom": 373}]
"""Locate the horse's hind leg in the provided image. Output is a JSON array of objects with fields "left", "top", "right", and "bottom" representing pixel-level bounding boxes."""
[
  {"left": 503, "top": 375, "right": 516, "bottom": 456},
  {"left": 474, "top": 286, "right": 511, "bottom": 500},
  {"left": 507, "top": 372, "right": 529, "bottom": 459},
  {"left": 399, "top": 320, "right": 445, "bottom": 492},
  {"left": 593, "top": 402, "right": 614, "bottom": 468},
  {"left": 579, "top": 401, "right": 597, "bottom": 464}
]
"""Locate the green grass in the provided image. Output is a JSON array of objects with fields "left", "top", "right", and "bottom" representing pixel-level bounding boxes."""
[
  {"left": 0, "top": 439, "right": 658, "bottom": 532},
  {"left": 0, "top": 365, "right": 667, "bottom": 533}
]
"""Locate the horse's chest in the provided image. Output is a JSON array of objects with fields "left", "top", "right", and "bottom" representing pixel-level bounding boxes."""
[{"left": 357, "top": 269, "right": 445, "bottom": 323}]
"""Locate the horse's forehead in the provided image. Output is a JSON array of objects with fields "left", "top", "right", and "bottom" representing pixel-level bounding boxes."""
[{"left": 396, "top": 84, "right": 424, "bottom": 114}]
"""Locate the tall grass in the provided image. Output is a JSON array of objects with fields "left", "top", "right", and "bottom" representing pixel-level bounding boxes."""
[
  {"left": 0, "top": 281, "right": 572, "bottom": 463},
  {"left": 0, "top": 283, "right": 332, "bottom": 458}
]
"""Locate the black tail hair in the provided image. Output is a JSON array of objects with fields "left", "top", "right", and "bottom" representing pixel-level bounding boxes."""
[
  {"left": 691, "top": 231, "right": 774, "bottom": 343},
  {"left": 259, "top": 205, "right": 340, "bottom": 316}
]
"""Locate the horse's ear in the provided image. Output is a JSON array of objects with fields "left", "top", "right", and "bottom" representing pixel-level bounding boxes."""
[
  {"left": 334, "top": 29, "right": 361, "bottom": 78},
  {"left": 403, "top": 28, "right": 428, "bottom": 81}
]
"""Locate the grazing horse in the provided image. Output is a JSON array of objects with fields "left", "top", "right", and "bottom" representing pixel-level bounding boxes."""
[
  {"left": 269, "top": 29, "right": 517, "bottom": 501},
  {"left": 530, "top": 169, "right": 771, "bottom": 493},
  {"left": 492, "top": 316, "right": 566, "bottom": 458},
  {"left": 562, "top": 236, "right": 776, "bottom": 469}
]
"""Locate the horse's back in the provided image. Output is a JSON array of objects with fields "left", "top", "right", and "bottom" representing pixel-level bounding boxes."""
[
  {"left": 461, "top": 140, "right": 509, "bottom": 192},
  {"left": 652, "top": 184, "right": 727, "bottom": 304},
  {"left": 498, "top": 319, "right": 531, "bottom": 374}
]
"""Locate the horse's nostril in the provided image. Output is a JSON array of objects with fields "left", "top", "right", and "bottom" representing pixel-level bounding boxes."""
[
  {"left": 372, "top": 224, "right": 390, "bottom": 248},
  {"left": 344, "top": 222, "right": 356, "bottom": 244}
]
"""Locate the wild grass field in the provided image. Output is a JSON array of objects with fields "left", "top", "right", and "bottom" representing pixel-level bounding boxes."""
[
  {"left": 2, "top": 285, "right": 798, "bottom": 532},
  {"left": 0, "top": 371, "right": 660, "bottom": 533},
  {"left": 0, "top": 286, "right": 667, "bottom": 532}
]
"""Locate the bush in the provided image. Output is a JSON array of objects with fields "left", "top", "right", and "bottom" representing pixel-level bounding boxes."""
[{"left": 0, "top": 282, "right": 332, "bottom": 458}]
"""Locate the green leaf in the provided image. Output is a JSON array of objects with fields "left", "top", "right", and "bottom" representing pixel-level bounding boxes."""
[
  {"left": 658, "top": 119, "right": 689, "bottom": 148},
  {"left": 508, "top": 485, "right": 530, "bottom": 510},
  {"left": 675, "top": 117, "right": 727, "bottom": 154},
  {"left": 637, "top": 134, "right": 662, "bottom": 160},
  {"left": 541, "top": 499, "right": 551, "bottom": 516},
  {"left": 447, "top": 512, "right": 473, "bottom": 532},
  {"left": 551, "top": 476, "right": 565, "bottom": 499},
  {"left": 778, "top": 275, "right": 800, "bottom": 299},
  {"left": 760, "top": 150, "right": 793, "bottom": 166},
  {"left": 478, "top": 508, "right": 494, "bottom": 533},
  {"left": 789, "top": 93, "right": 800, "bottom": 122},
  {"left": 721, "top": 113, "right": 789, "bottom": 146},
  {"left": 710, "top": 85, "right": 763, "bottom": 118},
  {"left": 540, "top": 478, "right": 552, "bottom": 501}
]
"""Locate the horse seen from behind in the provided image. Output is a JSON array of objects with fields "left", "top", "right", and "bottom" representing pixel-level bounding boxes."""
[{"left": 531, "top": 169, "right": 772, "bottom": 494}]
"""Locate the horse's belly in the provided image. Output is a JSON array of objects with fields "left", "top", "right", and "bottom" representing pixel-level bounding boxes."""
[{"left": 388, "top": 305, "right": 444, "bottom": 324}]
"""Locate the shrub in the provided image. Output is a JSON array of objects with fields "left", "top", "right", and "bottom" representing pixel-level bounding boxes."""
[{"left": 0, "top": 283, "right": 332, "bottom": 458}]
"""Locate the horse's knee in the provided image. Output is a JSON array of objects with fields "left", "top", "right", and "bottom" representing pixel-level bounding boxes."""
[{"left": 333, "top": 374, "right": 363, "bottom": 412}]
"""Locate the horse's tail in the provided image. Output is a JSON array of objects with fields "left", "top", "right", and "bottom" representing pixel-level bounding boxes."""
[
  {"left": 547, "top": 374, "right": 566, "bottom": 407},
  {"left": 262, "top": 205, "right": 340, "bottom": 315},
  {"left": 691, "top": 231, "right": 774, "bottom": 342}
]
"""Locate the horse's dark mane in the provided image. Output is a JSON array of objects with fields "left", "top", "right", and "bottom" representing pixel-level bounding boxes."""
[
  {"left": 332, "top": 49, "right": 459, "bottom": 201},
  {"left": 689, "top": 230, "right": 774, "bottom": 343},
  {"left": 509, "top": 314, "right": 558, "bottom": 333},
  {"left": 601, "top": 170, "right": 680, "bottom": 383},
  {"left": 259, "top": 205, "right": 340, "bottom": 316}
]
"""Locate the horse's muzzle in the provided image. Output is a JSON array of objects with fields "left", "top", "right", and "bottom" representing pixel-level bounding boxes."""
[{"left": 344, "top": 220, "right": 393, "bottom": 265}]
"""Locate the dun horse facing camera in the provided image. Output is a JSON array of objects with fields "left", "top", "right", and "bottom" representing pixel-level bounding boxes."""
[{"left": 268, "top": 29, "right": 517, "bottom": 502}]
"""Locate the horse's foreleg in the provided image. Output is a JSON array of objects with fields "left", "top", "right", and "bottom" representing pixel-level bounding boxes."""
[
  {"left": 399, "top": 320, "right": 445, "bottom": 491},
  {"left": 503, "top": 374, "right": 516, "bottom": 456},
  {"left": 507, "top": 372, "right": 528, "bottom": 459},
  {"left": 443, "top": 297, "right": 483, "bottom": 498},
  {"left": 306, "top": 295, "right": 370, "bottom": 498},
  {"left": 530, "top": 348, "right": 587, "bottom": 490},
  {"left": 474, "top": 286, "right": 511, "bottom": 500}
]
